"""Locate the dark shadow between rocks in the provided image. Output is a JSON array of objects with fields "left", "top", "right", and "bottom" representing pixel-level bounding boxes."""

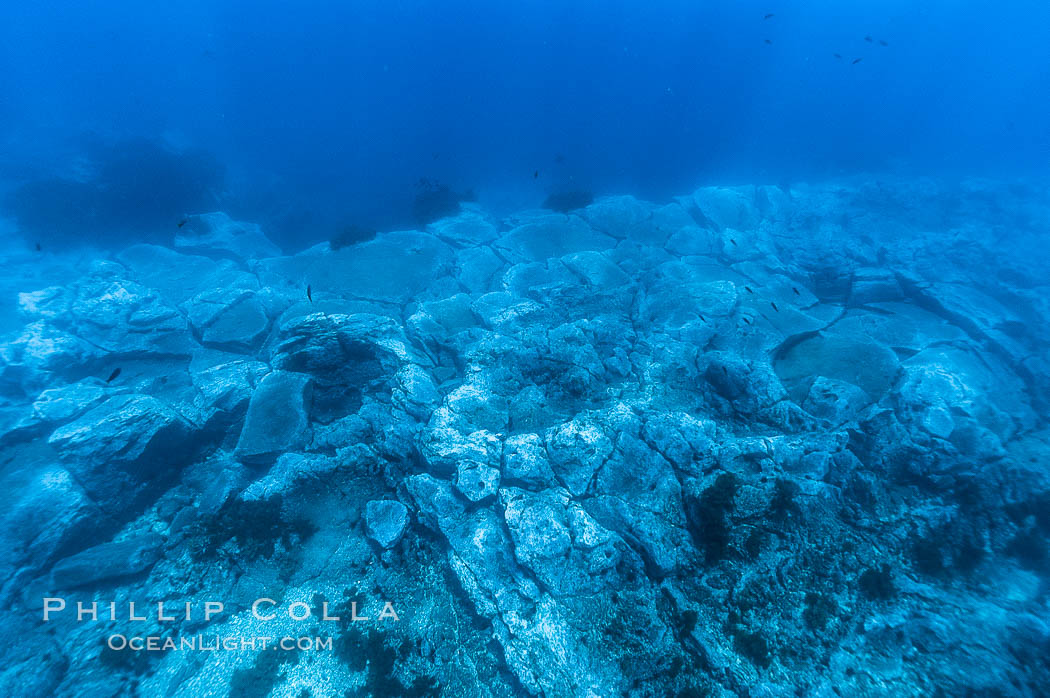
[{"left": 543, "top": 190, "right": 594, "bottom": 213}]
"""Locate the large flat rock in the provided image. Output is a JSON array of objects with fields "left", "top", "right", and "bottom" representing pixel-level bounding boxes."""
[
  {"left": 774, "top": 331, "right": 901, "bottom": 403},
  {"left": 494, "top": 214, "right": 616, "bottom": 262},
  {"left": 259, "top": 231, "right": 455, "bottom": 305},
  {"left": 234, "top": 370, "right": 311, "bottom": 465}
]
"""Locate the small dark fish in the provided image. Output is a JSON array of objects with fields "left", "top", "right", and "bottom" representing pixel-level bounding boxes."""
[
  {"left": 307, "top": 285, "right": 313, "bottom": 303},
  {"left": 730, "top": 238, "right": 738, "bottom": 246},
  {"left": 764, "top": 39, "right": 772, "bottom": 45},
  {"left": 105, "top": 368, "right": 122, "bottom": 383},
  {"left": 722, "top": 366, "right": 728, "bottom": 375},
  {"left": 834, "top": 53, "right": 843, "bottom": 59},
  {"left": 771, "top": 301, "right": 779, "bottom": 312},
  {"left": 742, "top": 317, "right": 752, "bottom": 325},
  {"left": 533, "top": 170, "right": 539, "bottom": 179},
  {"left": 177, "top": 218, "right": 187, "bottom": 228},
  {"left": 852, "top": 58, "right": 863, "bottom": 65},
  {"left": 764, "top": 13, "right": 775, "bottom": 20},
  {"left": 879, "top": 40, "right": 888, "bottom": 47},
  {"left": 864, "top": 35, "right": 873, "bottom": 43},
  {"left": 792, "top": 286, "right": 800, "bottom": 296},
  {"left": 745, "top": 286, "right": 754, "bottom": 294},
  {"left": 698, "top": 313, "right": 707, "bottom": 323},
  {"left": 34, "top": 242, "right": 41, "bottom": 251}
]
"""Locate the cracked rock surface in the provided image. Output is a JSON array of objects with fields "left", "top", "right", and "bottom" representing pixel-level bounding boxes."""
[{"left": 1, "top": 178, "right": 1049, "bottom": 697}]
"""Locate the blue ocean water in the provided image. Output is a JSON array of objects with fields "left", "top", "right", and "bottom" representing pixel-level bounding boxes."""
[
  {"left": 1, "top": 0, "right": 1049, "bottom": 244},
  {"left": 0, "top": 1, "right": 1049, "bottom": 697}
]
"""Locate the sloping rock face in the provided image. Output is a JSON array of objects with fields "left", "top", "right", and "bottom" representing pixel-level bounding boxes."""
[
  {"left": 1, "top": 183, "right": 1049, "bottom": 697},
  {"left": 175, "top": 211, "right": 282, "bottom": 260}
]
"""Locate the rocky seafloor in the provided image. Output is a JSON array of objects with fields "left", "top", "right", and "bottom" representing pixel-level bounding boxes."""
[{"left": 1, "top": 178, "right": 1049, "bottom": 697}]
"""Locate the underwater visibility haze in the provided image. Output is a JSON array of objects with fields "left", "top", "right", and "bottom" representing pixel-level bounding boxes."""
[
  {"left": 1, "top": 0, "right": 1049, "bottom": 245},
  {"left": 0, "top": 0, "right": 1049, "bottom": 696}
]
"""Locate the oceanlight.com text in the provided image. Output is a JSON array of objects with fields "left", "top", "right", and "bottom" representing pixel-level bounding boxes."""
[{"left": 106, "top": 634, "right": 333, "bottom": 652}]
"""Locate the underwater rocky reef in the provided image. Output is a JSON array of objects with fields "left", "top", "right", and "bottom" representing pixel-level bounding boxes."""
[{"left": 0, "top": 178, "right": 1048, "bottom": 697}]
